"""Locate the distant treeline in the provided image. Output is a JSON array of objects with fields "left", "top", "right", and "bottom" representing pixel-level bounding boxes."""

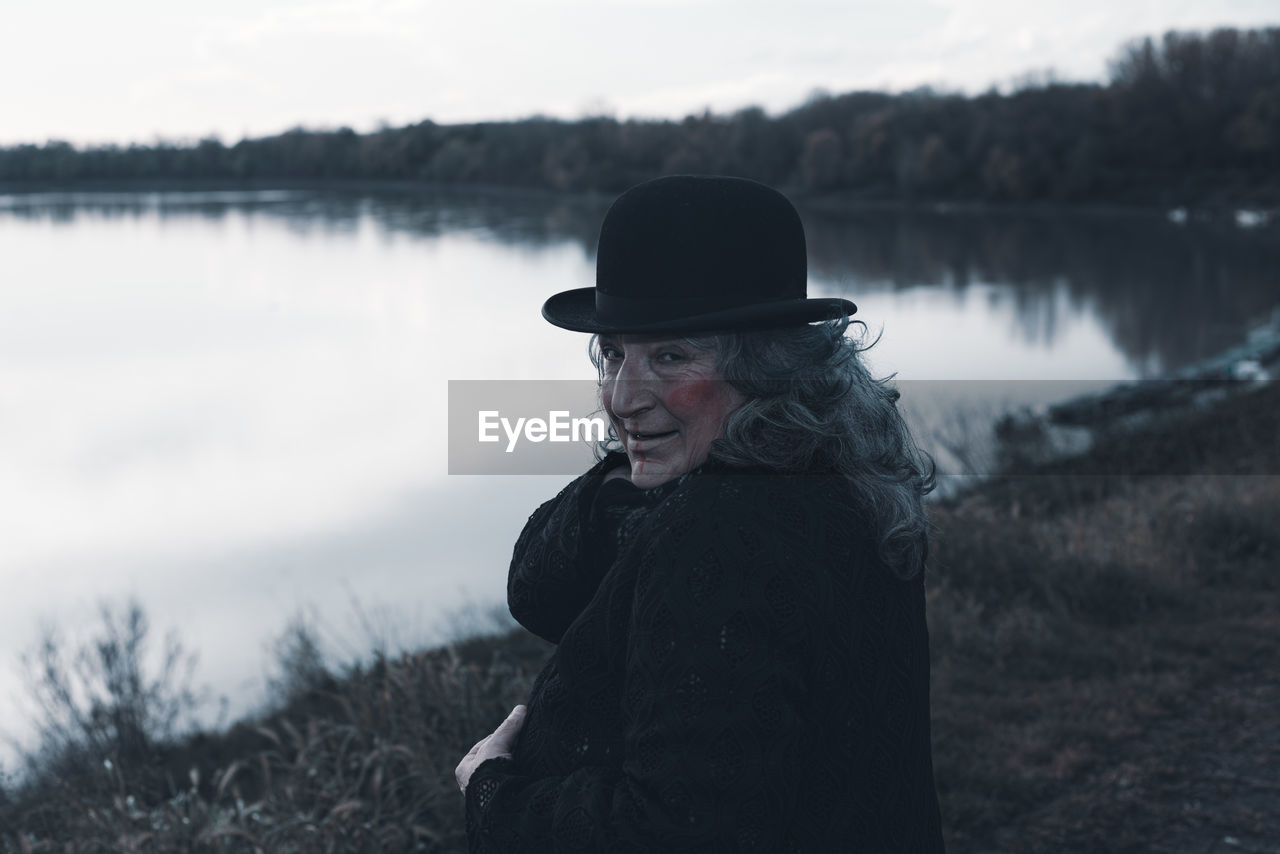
[{"left": 4, "top": 27, "right": 1279, "bottom": 205}]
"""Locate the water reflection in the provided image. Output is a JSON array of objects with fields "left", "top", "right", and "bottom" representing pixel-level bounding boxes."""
[
  {"left": 803, "top": 207, "right": 1280, "bottom": 375},
  {"left": 5, "top": 188, "right": 1275, "bottom": 376},
  {"left": 0, "top": 188, "right": 611, "bottom": 251}
]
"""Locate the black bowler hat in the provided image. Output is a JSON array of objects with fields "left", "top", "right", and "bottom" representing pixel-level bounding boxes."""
[{"left": 541, "top": 175, "right": 856, "bottom": 334}]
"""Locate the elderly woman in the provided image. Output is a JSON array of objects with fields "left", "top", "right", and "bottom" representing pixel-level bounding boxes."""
[{"left": 456, "top": 175, "right": 944, "bottom": 852}]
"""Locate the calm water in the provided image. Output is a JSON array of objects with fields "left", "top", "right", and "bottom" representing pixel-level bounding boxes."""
[{"left": 2, "top": 188, "right": 1277, "bottom": 756}]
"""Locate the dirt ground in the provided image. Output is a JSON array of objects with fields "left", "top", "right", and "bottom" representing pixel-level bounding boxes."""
[{"left": 973, "top": 656, "right": 1280, "bottom": 854}]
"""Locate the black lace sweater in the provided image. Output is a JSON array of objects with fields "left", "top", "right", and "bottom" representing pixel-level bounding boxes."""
[{"left": 465, "top": 453, "right": 945, "bottom": 853}]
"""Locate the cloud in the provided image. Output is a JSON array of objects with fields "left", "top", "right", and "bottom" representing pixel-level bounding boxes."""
[
  {"left": 219, "top": 0, "right": 427, "bottom": 45},
  {"left": 911, "top": 0, "right": 1280, "bottom": 90},
  {"left": 3, "top": 0, "right": 1278, "bottom": 143}
]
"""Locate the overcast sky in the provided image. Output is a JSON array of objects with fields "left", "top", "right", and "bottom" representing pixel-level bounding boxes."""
[{"left": 2, "top": 0, "right": 1276, "bottom": 146}]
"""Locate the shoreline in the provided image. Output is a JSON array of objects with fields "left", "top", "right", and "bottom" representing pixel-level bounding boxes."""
[
  {"left": 990, "top": 308, "right": 1280, "bottom": 475},
  {"left": 1, "top": 178, "right": 1278, "bottom": 225}
]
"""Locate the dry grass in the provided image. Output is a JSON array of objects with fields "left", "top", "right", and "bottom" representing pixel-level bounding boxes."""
[
  {"left": 928, "top": 475, "right": 1280, "bottom": 849},
  {"left": 926, "top": 381, "right": 1280, "bottom": 850},
  {"left": 2, "top": 633, "right": 551, "bottom": 853},
  {"left": 3, "top": 383, "right": 1277, "bottom": 853}
]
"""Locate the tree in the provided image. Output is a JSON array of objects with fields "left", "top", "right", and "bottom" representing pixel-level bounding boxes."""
[{"left": 800, "top": 128, "right": 843, "bottom": 191}]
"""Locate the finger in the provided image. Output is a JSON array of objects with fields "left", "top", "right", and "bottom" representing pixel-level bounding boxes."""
[
  {"left": 483, "top": 707, "right": 528, "bottom": 755},
  {"left": 495, "top": 705, "right": 526, "bottom": 731},
  {"left": 491, "top": 706, "right": 527, "bottom": 740},
  {"left": 456, "top": 743, "right": 489, "bottom": 789},
  {"left": 477, "top": 743, "right": 515, "bottom": 765},
  {"left": 457, "top": 732, "right": 495, "bottom": 790},
  {"left": 458, "top": 710, "right": 522, "bottom": 795}
]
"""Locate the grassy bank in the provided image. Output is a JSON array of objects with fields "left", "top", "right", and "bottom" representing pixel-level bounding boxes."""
[
  {"left": 2, "top": 382, "right": 1277, "bottom": 852},
  {"left": 928, "top": 392, "right": 1280, "bottom": 848}
]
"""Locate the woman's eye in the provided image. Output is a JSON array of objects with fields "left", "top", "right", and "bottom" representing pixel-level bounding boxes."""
[
  {"left": 656, "top": 351, "right": 684, "bottom": 363},
  {"left": 600, "top": 346, "right": 622, "bottom": 360}
]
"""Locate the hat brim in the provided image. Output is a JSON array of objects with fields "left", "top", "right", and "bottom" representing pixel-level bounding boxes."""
[{"left": 542, "top": 288, "right": 857, "bottom": 335}]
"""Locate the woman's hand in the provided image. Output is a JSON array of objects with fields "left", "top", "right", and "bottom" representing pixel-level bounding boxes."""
[{"left": 456, "top": 705, "right": 527, "bottom": 795}]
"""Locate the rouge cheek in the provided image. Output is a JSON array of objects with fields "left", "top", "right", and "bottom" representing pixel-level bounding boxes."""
[{"left": 667, "top": 379, "right": 723, "bottom": 411}]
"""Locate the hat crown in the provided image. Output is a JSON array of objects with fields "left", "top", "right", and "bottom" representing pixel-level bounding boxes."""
[
  {"left": 596, "top": 175, "right": 807, "bottom": 307},
  {"left": 540, "top": 174, "right": 855, "bottom": 333}
]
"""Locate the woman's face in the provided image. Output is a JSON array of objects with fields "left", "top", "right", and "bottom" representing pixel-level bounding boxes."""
[{"left": 598, "top": 334, "right": 745, "bottom": 489}]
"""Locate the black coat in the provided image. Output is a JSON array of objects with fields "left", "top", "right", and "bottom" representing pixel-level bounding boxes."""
[{"left": 466, "top": 453, "right": 945, "bottom": 853}]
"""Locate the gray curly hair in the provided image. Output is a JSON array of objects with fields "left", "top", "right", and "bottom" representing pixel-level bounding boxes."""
[{"left": 588, "top": 317, "right": 934, "bottom": 580}]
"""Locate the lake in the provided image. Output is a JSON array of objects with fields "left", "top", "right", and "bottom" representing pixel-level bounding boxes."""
[{"left": 1, "top": 187, "right": 1277, "bottom": 759}]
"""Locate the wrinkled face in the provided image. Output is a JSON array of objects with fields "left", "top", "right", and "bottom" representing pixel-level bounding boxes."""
[{"left": 598, "top": 334, "right": 745, "bottom": 489}]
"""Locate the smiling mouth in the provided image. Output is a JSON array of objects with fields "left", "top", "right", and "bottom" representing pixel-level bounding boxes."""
[{"left": 627, "top": 430, "right": 677, "bottom": 442}]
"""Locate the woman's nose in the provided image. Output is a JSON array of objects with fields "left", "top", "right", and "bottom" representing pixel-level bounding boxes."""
[{"left": 606, "top": 359, "right": 657, "bottom": 418}]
